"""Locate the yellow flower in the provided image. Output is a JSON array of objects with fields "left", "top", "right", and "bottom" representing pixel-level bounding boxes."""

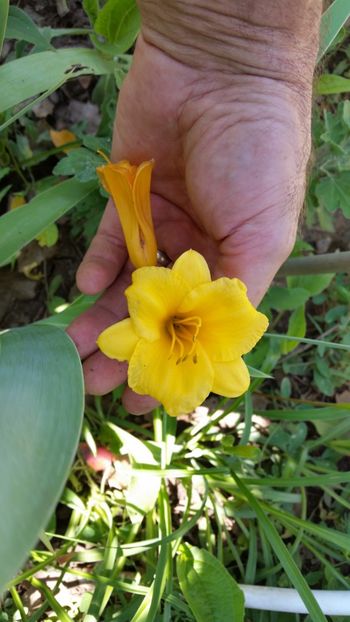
[
  {"left": 97, "top": 250, "right": 268, "bottom": 417},
  {"left": 96, "top": 159, "right": 157, "bottom": 268}
]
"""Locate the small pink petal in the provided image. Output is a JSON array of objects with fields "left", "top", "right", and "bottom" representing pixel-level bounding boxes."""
[{"left": 79, "top": 443, "right": 116, "bottom": 472}]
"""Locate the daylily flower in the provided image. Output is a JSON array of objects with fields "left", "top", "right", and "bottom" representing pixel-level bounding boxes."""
[
  {"left": 96, "top": 159, "right": 157, "bottom": 268},
  {"left": 97, "top": 250, "right": 268, "bottom": 417}
]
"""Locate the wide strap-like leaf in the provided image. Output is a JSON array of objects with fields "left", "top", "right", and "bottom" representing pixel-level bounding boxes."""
[
  {"left": 0, "top": 325, "right": 84, "bottom": 594},
  {"left": 0, "top": 178, "right": 96, "bottom": 267}
]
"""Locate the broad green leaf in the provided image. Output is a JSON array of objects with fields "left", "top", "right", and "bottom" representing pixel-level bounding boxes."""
[
  {"left": 0, "top": 325, "right": 84, "bottom": 595},
  {"left": 318, "top": 0, "right": 350, "bottom": 61},
  {"left": 315, "top": 172, "right": 350, "bottom": 216},
  {"left": 316, "top": 74, "right": 350, "bottom": 95},
  {"left": 177, "top": 544, "right": 245, "bottom": 622},
  {"left": 0, "top": 0, "right": 9, "bottom": 56},
  {"left": 107, "top": 423, "right": 161, "bottom": 522},
  {"left": 282, "top": 305, "right": 306, "bottom": 354},
  {"left": 5, "top": 6, "right": 52, "bottom": 50},
  {"left": 0, "top": 48, "right": 115, "bottom": 130},
  {"left": 94, "top": 0, "right": 140, "bottom": 53},
  {"left": 287, "top": 273, "right": 334, "bottom": 296},
  {"left": 0, "top": 178, "right": 96, "bottom": 267},
  {"left": 264, "top": 286, "right": 310, "bottom": 310},
  {"left": 53, "top": 148, "right": 105, "bottom": 182}
]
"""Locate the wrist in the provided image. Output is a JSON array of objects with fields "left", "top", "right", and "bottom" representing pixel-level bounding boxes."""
[{"left": 137, "top": 0, "right": 322, "bottom": 88}]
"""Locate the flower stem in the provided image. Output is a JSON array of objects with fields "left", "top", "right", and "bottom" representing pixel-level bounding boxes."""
[
  {"left": 153, "top": 409, "right": 177, "bottom": 621},
  {"left": 278, "top": 250, "right": 350, "bottom": 276}
]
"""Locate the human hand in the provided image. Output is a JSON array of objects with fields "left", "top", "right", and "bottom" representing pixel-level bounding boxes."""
[{"left": 68, "top": 1, "right": 321, "bottom": 413}]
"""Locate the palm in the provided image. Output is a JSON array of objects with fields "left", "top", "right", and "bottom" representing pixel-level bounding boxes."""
[{"left": 68, "top": 35, "right": 311, "bottom": 407}]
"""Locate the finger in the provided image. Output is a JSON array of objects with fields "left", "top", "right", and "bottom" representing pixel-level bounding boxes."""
[
  {"left": 67, "top": 264, "right": 132, "bottom": 359},
  {"left": 76, "top": 199, "right": 127, "bottom": 294},
  {"left": 122, "top": 386, "right": 160, "bottom": 415},
  {"left": 83, "top": 351, "right": 128, "bottom": 395}
]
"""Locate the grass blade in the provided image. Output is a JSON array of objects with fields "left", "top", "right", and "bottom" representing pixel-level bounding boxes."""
[
  {"left": 0, "top": 0, "right": 9, "bottom": 57},
  {"left": 265, "top": 331, "right": 350, "bottom": 351},
  {"left": 318, "top": 0, "right": 350, "bottom": 61},
  {"left": 231, "top": 472, "right": 327, "bottom": 622}
]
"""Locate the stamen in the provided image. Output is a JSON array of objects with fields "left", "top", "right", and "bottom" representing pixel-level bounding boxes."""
[{"left": 167, "top": 315, "right": 201, "bottom": 364}]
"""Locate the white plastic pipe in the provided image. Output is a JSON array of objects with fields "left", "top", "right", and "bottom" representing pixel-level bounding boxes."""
[{"left": 240, "top": 585, "right": 350, "bottom": 616}]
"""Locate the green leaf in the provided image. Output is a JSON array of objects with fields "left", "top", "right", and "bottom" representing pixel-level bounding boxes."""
[
  {"left": 177, "top": 544, "right": 245, "bottom": 622},
  {"left": 5, "top": 6, "right": 52, "bottom": 50},
  {"left": 231, "top": 474, "right": 327, "bottom": 622},
  {"left": 0, "top": 325, "right": 84, "bottom": 595},
  {"left": 0, "top": 0, "right": 9, "bottom": 56},
  {"left": 38, "top": 294, "right": 98, "bottom": 328},
  {"left": 83, "top": 0, "right": 100, "bottom": 25},
  {"left": 328, "top": 439, "right": 350, "bottom": 454},
  {"left": 36, "top": 222, "right": 59, "bottom": 248},
  {"left": 0, "top": 178, "right": 96, "bottom": 267},
  {"left": 246, "top": 365, "right": 273, "bottom": 379},
  {"left": 53, "top": 148, "right": 105, "bottom": 182},
  {"left": 315, "top": 172, "right": 350, "bottom": 216},
  {"left": 282, "top": 305, "right": 307, "bottom": 354},
  {"left": 266, "top": 332, "right": 350, "bottom": 352},
  {"left": 94, "top": 0, "right": 140, "bottom": 53},
  {"left": 318, "top": 0, "right": 350, "bottom": 61},
  {"left": 82, "top": 134, "right": 112, "bottom": 152},
  {"left": 0, "top": 48, "right": 115, "bottom": 131},
  {"left": 343, "top": 100, "right": 350, "bottom": 129},
  {"left": 287, "top": 273, "right": 335, "bottom": 296},
  {"left": 0, "top": 167, "right": 10, "bottom": 181},
  {"left": 259, "top": 405, "right": 350, "bottom": 422},
  {"left": 264, "top": 286, "right": 310, "bottom": 310},
  {"left": 107, "top": 423, "right": 161, "bottom": 522},
  {"left": 0, "top": 184, "right": 11, "bottom": 203},
  {"left": 316, "top": 73, "right": 350, "bottom": 95}
]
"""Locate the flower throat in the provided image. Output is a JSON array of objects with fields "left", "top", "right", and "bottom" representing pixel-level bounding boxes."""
[{"left": 167, "top": 315, "right": 202, "bottom": 365}]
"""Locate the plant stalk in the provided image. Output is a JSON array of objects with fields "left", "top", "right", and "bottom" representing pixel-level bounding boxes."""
[{"left": 278, "top": 250, "right": 350, "bottom": 276}]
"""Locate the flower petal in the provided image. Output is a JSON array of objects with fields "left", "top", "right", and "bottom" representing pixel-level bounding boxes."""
[
  {"left": 133, "top": 161, "right": 157, "bottom": 267},
  {"left": 172, "top": 250, "right": 211, "bottom": 289},
  {"left": 178, "top": 277, "right": 268, "bottom": 361},
  {"left": 126, "top": 267, "right": 189, "bottom": 341},
  {"left": 97, "top": 164, "right": 141, "bottom": 267},
  {"left": 97, "top": 318, "right": 139, "bottom": 362},
  {"left": 128, "top": 338, "right": 214, "bottom": 417},
  {"left": 212, "top": 358, "right": 250, "bottom": 397}
]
